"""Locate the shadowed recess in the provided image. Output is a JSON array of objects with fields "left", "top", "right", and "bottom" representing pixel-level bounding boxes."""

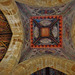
[{"left": 31, "top": 67, "right": 66, "bottom": 75}]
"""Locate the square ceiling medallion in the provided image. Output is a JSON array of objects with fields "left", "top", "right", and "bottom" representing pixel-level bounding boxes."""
[{"left": 30, "top": 16, "right": 63, "bottom": 48}]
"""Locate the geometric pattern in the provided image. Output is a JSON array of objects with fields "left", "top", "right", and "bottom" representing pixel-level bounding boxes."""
[
  {"left": 30, "top": 16, "right": 63, "bottom": 48},
  {"left": 16, "top": 1, "right": 75, "bottom": 62}
]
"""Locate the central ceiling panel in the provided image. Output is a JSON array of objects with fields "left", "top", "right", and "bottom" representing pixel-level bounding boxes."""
[{"left": 30, "top": 16, "right": 62, "bottom": 48}]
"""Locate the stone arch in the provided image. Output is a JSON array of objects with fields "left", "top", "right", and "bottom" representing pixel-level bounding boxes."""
[
  {"left": 12, "top": 55, "right": 75, "bottom": 75},
  {"left": 15, "top": 0, "right": 71, "bottom": 7},
  {"left": 0, "top": 0, "right": 24, "bottom": 75}
]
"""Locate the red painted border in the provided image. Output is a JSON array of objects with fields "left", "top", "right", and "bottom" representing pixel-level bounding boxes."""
[{"left": 30, "top": 15, "right": 63, "bottom": 48}]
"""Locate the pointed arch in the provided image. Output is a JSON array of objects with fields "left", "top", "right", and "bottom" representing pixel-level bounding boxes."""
[
  {"left": 0, "top": 0, "right": 24, "bottom": 75},
  {"left": 12, "top": 55, "right": 75, "bottom": 75}
]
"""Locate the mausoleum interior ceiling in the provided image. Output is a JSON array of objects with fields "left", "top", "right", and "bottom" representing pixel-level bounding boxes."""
[
  {"left": 0, "top": 0, "right": 75, "bottom": 75},
  {"left": 15, "top": 0, "right": 75, "bottom": 62},
  {"left": 0, "top": 0, "right": 75, "bottom": 63}
]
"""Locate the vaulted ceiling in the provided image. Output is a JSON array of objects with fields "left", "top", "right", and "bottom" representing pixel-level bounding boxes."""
[
  {"left": 15, "top": 0, "right": 75, "bottom": 62},
  {"left": 0, "top": 0, "right": 75, "bottom": 75},
  {"left": 0, "top": 0, "right": 75, "bottom": 62}
]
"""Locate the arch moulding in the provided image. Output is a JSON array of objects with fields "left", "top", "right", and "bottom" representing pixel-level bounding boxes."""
[
  {"left": 12, "top": 55, "right": 75, "bottom": 75},
  {"left": 0, "top": 0, "right": 24, "bottom": 75}
]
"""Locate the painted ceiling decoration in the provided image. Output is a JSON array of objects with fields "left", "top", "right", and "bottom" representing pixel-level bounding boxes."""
[
  {"left": 0, "top": 0, "right": 75, "bottom": 75},
  {"left": 0, "top": 10, "right": 12, "bottom": 61},
  {"left": 30, "top": 16, "right": 62, "bottom": 48},
  {"left": 15, "top": 0, "right": 75, "bottom": 62}
]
